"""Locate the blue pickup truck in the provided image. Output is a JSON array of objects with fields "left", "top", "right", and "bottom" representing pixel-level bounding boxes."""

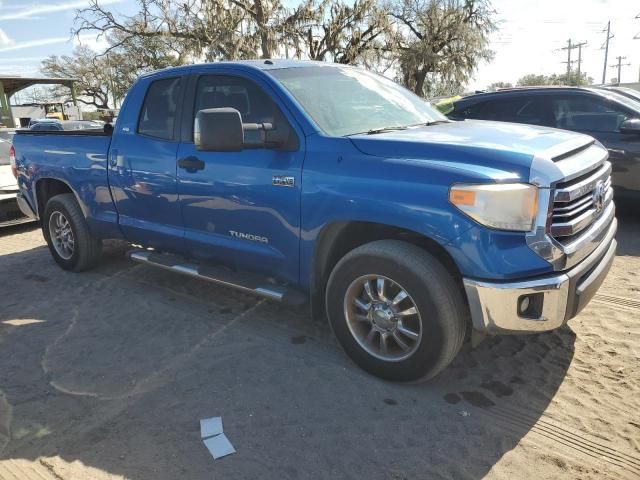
[{"left": 11, "top": 61, "right": 617, "bottom": 381}]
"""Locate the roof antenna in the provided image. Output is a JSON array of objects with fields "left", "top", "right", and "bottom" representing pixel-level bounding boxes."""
[{"left": 264, "top": 60, "right": 274, "bottom": 65}]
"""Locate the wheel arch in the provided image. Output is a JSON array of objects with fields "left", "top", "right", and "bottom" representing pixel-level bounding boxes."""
[
  {"left": 310, "top": 221, "right": 464, "bottom": 320},
  {"left": 35, "top": 178, "right": 76, "bottom": 219}
]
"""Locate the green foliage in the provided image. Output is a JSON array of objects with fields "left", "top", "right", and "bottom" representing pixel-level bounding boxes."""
[
  {"left": 389, "top": 0, "right": 496, "bottom": 97},
  {"left": 41, "top": 46, "right": 113, "bottom": 109},
  {"left": 517, "top": 71, "right": 594, "bottom": 87},
  {"left": 41, "top": 0, "right": 498, "bottom": 107},
  {"left": 487, "top": 81, "right": 512, "bottom": 91}
]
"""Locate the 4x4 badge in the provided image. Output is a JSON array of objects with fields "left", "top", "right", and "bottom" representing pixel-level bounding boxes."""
[{"left": 273, "top": 176, "right": 295, "bottom": 187}]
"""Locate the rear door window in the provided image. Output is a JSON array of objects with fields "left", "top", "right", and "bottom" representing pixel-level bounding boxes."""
[{"left": 138, "top": 77, "right": 182, "bottom": 140}]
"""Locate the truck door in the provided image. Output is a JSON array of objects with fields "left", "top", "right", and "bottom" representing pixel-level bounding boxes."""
[
  {"left": 176, "top": 73, "right": 304, "bottom": 284},
  {"left": 108, "top": 76, "right": 185, "bottom": 252}
]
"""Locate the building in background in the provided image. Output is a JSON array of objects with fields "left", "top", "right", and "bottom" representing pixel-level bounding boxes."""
[{"left": 0, "top": 76, "right": 80, "bottom": 128}]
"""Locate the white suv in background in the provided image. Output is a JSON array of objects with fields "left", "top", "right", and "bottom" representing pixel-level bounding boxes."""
[{"left": 1, "top": 129, "right": 32, "bottom": 227}]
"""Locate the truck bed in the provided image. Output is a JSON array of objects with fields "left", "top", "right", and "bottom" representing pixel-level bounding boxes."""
[{"left": 13, "top": 129, "right": 118, "bottom": 237}]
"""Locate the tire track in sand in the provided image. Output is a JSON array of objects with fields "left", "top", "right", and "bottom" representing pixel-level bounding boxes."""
[
  {"left": 593, "top": 294, "right": 640, "bottom": 311},
  {"left": 475, "top": 404, "right": 640, "bottom": 478}
]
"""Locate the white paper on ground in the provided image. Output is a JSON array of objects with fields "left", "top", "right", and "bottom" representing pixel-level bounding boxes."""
[
  {"left": 200, "top": 417, "right": 223, "bottom": 439},
  {"left": 203, "top": 433, "right": 236, "bottom": 459}
]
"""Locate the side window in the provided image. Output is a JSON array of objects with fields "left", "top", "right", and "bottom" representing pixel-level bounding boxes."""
[
  {"left": 483, "top": 97, "right": 531, "bottom": 122},
  {"left": 514, "top": 97, "right": 555, "bottom": 127},
  {"left": 459, "top": 101, "right": 489, "bottom": 119},
  {"left": 463, "top": 97, "right": 531, "bottom": 122},
  {"left": 194, "top": 75, "right": 292, "bottom": 146},
  {"left": 138, "top": 77, "right": 182, "bottom": 140},
  {"left": 553, "top": 94, "right": 629, "bottom": 133}
]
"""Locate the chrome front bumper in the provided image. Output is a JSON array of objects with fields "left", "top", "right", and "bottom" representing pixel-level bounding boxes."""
[{"left": 464, "top": 217, "right": 617, "bottom": 334}]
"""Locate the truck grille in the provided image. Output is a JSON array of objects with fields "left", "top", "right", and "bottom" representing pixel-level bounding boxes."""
[{"left": 550, "top": 162, "right": 613, "bottom": 243}]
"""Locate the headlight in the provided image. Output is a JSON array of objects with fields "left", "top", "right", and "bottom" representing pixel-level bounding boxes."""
[{"left": 449, "top": 183, "right": 538, "bottom": 232}]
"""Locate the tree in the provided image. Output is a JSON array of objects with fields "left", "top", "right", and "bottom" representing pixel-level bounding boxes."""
[
  {"left": 74, "top": 0, "right": 391, "bottom": 65},
  {"left": 41, "top": 46, "right": 113, "bottom": 109},
  {"left": 70, "top": 0, "right": 497, "bottom": 100},
  {"left": 487, "top": 81, "right": 512, "bottom": 91},
  {"left": 295, "top": 0, "right": 393, "bottom": 65},
  {"left": 102, "top": 30, "right": 187, "bottom": 105},
  {"left": 549, "top": 71, "right": 593, "bottom": 86},
  {"left": 517, "top": 71, "right": 593, "bottom": 87},
  {"left": 388, "top": 0, "right": 495, "bottom": 97},
  {"left": 516, "top": 73, "right": 549, "bottom": 86},
  {"left": 75, "top": 0, "right": 254, "bottom": 61}
]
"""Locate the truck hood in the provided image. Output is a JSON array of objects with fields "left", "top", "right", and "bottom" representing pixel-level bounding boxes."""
[{"left": 349, "top": 120, "right": 593, "bottom": 181}]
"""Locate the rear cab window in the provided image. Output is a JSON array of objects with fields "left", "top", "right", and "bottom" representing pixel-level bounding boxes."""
[{"left": 138, "top": 77, "right": 182, "bottom": 140}]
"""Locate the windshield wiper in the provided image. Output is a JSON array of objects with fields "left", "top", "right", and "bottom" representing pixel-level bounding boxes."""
[
  {"left": 423, "top": 120, "right": 451, "bottom": 126},
  {"left": 365, "top": 125, "right": 409, "bottom": 135},
  {"left": 346, "top": 120, "right": 449, "bottom": 137}
]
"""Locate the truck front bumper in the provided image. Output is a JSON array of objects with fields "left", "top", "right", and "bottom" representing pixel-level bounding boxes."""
[{"left": 463, "top": 218, "right": 617, "bottom": 335}]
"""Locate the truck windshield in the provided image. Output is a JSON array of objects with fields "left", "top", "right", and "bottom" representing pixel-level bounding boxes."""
[{"left": 270, "top": 66, "right": 447, "bottom": 137}]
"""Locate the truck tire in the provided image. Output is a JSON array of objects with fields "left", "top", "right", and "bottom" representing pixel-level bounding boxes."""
[
  {"left": 42, "top": 193, "right": 102, "bottom": 272},
  {"left": 326, "top": 240, "right": 467, "bottom": 382}
]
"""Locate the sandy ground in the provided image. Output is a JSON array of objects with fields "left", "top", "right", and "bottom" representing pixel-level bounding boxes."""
[{"left": 0, "top": 215, "right": 638, "bottom": 480}]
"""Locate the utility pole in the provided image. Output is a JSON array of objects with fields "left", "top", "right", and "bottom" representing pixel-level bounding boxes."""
[
  {"left": 574, "top": 41, "right": 587, "bottom": 81},
  {"left": 601, "top": 21, "right": 613, "bottom": 84},
  {"left": 561, "top": 39, "right": 575, "bottom": 76},
  {"left": 610, "top": 56, "right": 630, "bottom": 84}
]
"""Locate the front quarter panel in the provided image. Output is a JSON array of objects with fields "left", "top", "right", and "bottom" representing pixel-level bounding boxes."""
[{"left": 299, "top": 134, "right": 555, "bottom": 287}]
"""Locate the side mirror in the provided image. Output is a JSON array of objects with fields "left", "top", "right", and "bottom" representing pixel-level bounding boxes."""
[
  {"left": 620, "top": 118, "right": 640, "bottom": 135},
  {"left": 195, "top": 108, "right": 243, "bottom": 151}
]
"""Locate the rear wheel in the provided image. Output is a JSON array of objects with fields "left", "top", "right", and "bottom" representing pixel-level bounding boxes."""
[
  {"left": 43, "top": 193, "right": 102, "bottom": 271},
  {"left": 326, "top": 240, "right": 467, "bottom": 382}
]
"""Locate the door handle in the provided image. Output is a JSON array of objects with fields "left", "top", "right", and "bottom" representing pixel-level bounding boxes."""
[
  {"left": 178, "top": 156, "right": 205, "bottom": 171},
  {"left": 109, "top": 149, "right": 118, "bottom": 167}
]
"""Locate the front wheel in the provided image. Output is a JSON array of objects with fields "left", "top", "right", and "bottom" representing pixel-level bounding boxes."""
[
  {"left": 42, "top": 193, "right": 102, "bottom": 272},
  {"left": 326, "top": 240, "right": 467, "bottom": 382}
]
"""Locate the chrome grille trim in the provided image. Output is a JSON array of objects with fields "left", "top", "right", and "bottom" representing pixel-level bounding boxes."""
[
  {"left": 553, "top": 162, "right": 611, "bottom": 202},
  {"left": 527, "top": 141, "right": 615, "bottom": 272},
  {"left": 550, "top": 161, "right": 613, "bottom": 239}
]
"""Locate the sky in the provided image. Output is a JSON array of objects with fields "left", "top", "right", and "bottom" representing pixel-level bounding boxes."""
[{"left": 0, "top": 0, "right": 638, "bottom": 95}]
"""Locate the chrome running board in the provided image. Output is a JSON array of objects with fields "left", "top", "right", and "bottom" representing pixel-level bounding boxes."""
[{"left": 128, "top": 250, "right": 307, "bottom": 305}]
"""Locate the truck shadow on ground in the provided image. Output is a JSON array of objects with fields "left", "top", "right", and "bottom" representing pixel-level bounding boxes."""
[{"left": 0, "top": 240, "right": 581, "bottom": 479}]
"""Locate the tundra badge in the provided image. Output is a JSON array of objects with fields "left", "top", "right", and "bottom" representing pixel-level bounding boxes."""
[
  {"left": 273, "top": 175, "right": 295, "bottom": 187},
  {"left": 229, "top": 230, "right": 269, "bottom": 244}
]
